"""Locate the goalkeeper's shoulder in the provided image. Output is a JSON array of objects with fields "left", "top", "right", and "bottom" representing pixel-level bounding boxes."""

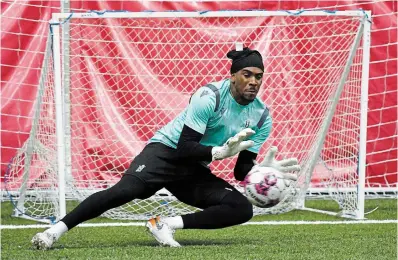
[
  {"left": 189, "top": 79, "right": 228, "bottom": 111},
  {"left": 189, "top": 85, "right": 218, "bottom": 109}
]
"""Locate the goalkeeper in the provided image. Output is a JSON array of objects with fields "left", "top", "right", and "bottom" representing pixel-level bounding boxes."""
[{"left": 32, "top": 46, "right": 300, "bottom": 249}]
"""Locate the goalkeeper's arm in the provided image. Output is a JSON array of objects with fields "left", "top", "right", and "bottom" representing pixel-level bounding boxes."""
[
  {"left": 176, "top": 124, "right": 213, "bottom": 161},
  {"left": 234, "top": 150, "right": 257, "bottom": 181},
  {"left": 176, "top": 125, "right": 254, "bottom": 162},
  {"left": 176, "top": 124, "right": 258, "bottom": 181}
]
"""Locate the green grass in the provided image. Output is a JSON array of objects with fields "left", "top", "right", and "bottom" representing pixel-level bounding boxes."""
[{"left": 1, "top": 199, "right": 397, "bottom": 260}]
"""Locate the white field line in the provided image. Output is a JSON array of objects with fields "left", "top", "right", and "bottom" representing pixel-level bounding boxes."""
[{"left": 1, "top": 219, "right": 397, "bottom": 229}]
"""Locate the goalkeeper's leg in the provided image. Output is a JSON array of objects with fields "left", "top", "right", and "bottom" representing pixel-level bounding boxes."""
[
  {"left": 62, "top": 174, "right": 153, "bottom": 229},
  {"left": 31, "top": 143, "right": 168, "bottom": 250},
  {"left": 167, "top": 172, "right": 253, "bottom": 229},
  {"left": 149, "top": 169, "right": 252, "bottom": 244},
  {"left": 146, "top": 173, "right": 252, "bottom": 247},
  {"left": 180, "top": 188, "right": 253, "bottom": 229},
  {"left": 32, "top": 174, "right": 156, "bottom": 250}
]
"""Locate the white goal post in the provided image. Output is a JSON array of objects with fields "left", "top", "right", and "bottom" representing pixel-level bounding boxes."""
[{"left": 5, "top": 10, "right": 372, "bottom": 223}]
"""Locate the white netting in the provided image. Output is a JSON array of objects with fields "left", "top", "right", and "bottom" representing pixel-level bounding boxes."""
[
  {"left": 5, "top": 38, "right": 60, "bottom": 221},
  {"left": 5, "top": 12, "right": 367, "bottom": 220}
]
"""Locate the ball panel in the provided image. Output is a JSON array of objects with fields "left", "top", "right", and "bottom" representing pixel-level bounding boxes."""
[{"left": 243, "top": 166, "right": 291, "bottom": 208}]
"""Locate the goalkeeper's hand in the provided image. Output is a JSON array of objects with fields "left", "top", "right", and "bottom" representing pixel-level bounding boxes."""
[
  {"left": 252, "top": 146, "right": 301, "bottom": 180},
  {"left": 212, "top": 128, "right": 255, "bottom": 161}
]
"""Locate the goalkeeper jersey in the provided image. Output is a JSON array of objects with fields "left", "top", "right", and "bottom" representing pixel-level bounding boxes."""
[{"left": 149, "top": 79, "right": 272, "bottom": 154}]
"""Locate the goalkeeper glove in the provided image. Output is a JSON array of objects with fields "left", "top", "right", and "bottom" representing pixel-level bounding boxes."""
[
  {"left": 212, "top": 128, "right": 255, "bottom": 161},
  {"left": 252, "top": 146, "right": 301, "bottom": 180}
]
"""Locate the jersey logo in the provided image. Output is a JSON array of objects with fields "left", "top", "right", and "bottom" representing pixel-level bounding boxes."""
[
  {"left": 244, "top": 120, "right": 251, "bottom": 128},
  {"left": 200, "top": 90, "right": 209, "bottom": 97},
  {"left": 219, "top": 107, "right": 226, "bottom": 116},
  {"left": 136, "top": 165, "right": 146, "bottom": 172}
]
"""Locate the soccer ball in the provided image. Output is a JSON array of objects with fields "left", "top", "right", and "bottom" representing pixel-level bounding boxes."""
[{"left": 243, "top": 166, "right": 292, "bottom": 208}]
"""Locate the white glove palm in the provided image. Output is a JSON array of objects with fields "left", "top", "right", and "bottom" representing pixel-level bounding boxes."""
[
  {"left": 253, "top": 146, "right": 301, "bottom": 180},
  {"left": 212, "top": 128, "right": 255, "bottom": 161}
]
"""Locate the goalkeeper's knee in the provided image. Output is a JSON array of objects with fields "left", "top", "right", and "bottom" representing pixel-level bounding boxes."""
[{"left": 221, "top": 190, "right": 253, "bottom": 224}]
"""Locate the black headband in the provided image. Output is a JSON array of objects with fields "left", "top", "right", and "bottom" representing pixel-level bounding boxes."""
[{"left": 227, "top": 47, "right": 264, "bottom": 74}]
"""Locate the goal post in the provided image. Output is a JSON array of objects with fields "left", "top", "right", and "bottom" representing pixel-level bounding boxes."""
[
  {"left": 6, "top": 10, "right": 372, "bottom": 222},
  {"left": 297, "top": 13, "right": 369, "bottom": 219}
]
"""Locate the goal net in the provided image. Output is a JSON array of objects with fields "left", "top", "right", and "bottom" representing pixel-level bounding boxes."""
[{"left": 5, "top": 10, "right": 370, "bottom": 222}]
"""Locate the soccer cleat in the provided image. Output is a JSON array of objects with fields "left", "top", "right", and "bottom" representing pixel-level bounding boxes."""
[
  {"left": 31, "top": 231, "right": 57, "bottom": 250},
  {"left": 146, "top": 216, "right": 181, "bottom": 247}
]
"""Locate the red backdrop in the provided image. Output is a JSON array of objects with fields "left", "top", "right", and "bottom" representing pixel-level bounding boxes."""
[{"left": 1, "top": 1, "right": 397, "bottom": 188}]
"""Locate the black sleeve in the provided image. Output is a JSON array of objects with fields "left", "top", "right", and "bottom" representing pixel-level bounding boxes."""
[
  {"left": 234, "top": 150, "right": 257, "bottom": 181},
  {"left": 176, "top": 124, "right": 213, "bottom": 161}
]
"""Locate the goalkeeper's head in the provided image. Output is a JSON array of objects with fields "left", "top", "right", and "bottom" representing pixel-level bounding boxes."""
[{"left": 227, "top": 47, "right": 264, "bottom": 105}]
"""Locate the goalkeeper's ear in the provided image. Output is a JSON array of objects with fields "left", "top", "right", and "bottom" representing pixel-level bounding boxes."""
[{"left": 231, "top": 73, "right": 236, "bottom": 84}]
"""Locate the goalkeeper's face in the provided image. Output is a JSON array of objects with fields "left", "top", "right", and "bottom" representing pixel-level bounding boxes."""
[{"left": 231, "top": 67, "right": 264, "bottom": 105}]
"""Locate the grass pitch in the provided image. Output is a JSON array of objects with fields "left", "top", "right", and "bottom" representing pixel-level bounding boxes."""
[{"left": 1, "top": 199, "right": 397, "bottom": 260}]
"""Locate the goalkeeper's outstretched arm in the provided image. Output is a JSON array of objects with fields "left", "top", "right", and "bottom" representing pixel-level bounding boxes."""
[
  {"left": 176, "top": 124, "right": 255, "bottom": 162},
  {"left": 177, "top": 124, "right": 258, "bottom": 181},
  {"left": 176, "top": 124, "right": 213, "bottom": 161}
]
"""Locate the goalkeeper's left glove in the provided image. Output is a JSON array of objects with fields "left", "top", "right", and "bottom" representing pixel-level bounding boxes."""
[
  {"left": 212, "top": 128, "right": 255, "bottom": 161},
  {"left": 252, "top": 146, "right": 301, "bottom": 180}
]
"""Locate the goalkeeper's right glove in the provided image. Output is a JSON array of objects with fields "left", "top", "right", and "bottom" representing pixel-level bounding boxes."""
[
  {"left": 211, "top": 128, "right": 255, "bottom": 161},
  {"left": 251, "top": 146, "right": 301, "bottom": 181}
]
